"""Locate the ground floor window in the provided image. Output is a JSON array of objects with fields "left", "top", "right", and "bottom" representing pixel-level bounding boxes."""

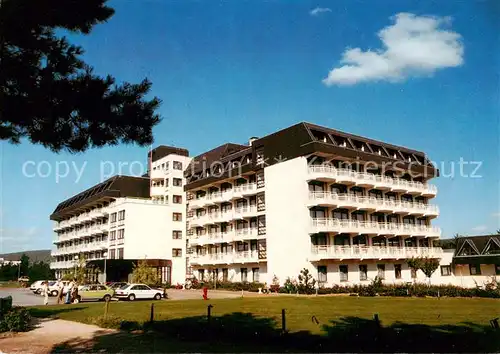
[
  {"left": 117, "top": 248, "right": 124, "bottom": 259},
  {"left": 318, "top": 265, "right": 327, "bottom": 283},
  {"left": 377, "top": 264, "right": 385, "bottom": 280},
  {"left": 252, "top": 268, "right": 259, "bottom": 282},
  {"left": 339, "top": 265, "right": 348, "bottom": 282},
  {"left": 198, "top": 269, "right": 205, "bottom": 281},
  {"left": 222, "top": 268, "right": 228, "bottom": 281},
  {"left": 394, "top": 264, "right": 402, "bottom": 279},
  {"left": 469, "top": 264, "right": 481, "bottom": 275},
  {"left": 241, "top": 268, "right": 248, "bottom": 282},
  {"left": 440, "top": 265, "right": 452, "bottom": 276},
  {"left": 359, "top": 265, "right": 368, "bottom": 281}
]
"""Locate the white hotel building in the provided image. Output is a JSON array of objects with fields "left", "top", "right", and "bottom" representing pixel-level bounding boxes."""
[
  {"left": 50, "top": 146, "right": 191, "bottom": 285},
  {"left": 184, "top": 122, "right": 448, "bottom": 286}
]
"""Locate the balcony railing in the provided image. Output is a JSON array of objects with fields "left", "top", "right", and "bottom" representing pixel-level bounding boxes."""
[
  {"left": 190, "top": 206, "right": 258, "bottom": 226},
  {"left": 189, "top": 183, "right": 260, "bottom": 208},
  {"left": 311, "top": 218, "right": 441, "bottom": 237},
  {"left": 308, "top": 165, "right": 437, "bottom": 196},
  {"left": 190, "top": 228, "right": 260, "bottom": 245},
  {"left": 311, "top": 245, "right": 443, "bottom": 260},
  {"left": 308, "top": 192, "right": 439, "bottom": 216},
  {"left": 190, "top": 250, "right": 261, "bottom": 264}
]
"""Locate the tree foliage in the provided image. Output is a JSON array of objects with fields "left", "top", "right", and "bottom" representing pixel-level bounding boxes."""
[
  {"left": 0, "top": 0, "right": 161, "bottom": 153},
  {"left": 406, "top": 256, "right": 440, "bottom": 285},
  {"left": 19, "top": 254, "right": 29, "bottom": 277},
  {"left": 131, "top": 260, "right": 159, "bottom": 286}
]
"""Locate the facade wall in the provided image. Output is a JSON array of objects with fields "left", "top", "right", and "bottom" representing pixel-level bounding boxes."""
[{"left": 264, "top": 156, "right": 314, "bottom": 284}]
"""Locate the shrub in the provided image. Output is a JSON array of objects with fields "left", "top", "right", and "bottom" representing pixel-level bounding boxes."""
[
  {"left": 283, "top": 277, "right": 298, "bottom": 294},
  {"left": 86, "top": 315, "right": 123, "bottom": 329},
  {"left": 297, "top": 268, "right": 316, "bottom": 294},
  {"left": 0, "top": 307, "right": 31, "bottom": 332}
]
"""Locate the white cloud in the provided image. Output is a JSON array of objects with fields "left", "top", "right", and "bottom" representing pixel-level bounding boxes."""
[
  {"left": 323, "top": 12, "right": 464, "bottom": 86},
  {"left": 471, "top": 225, "right": 488, "bottom": 232},
  {"left": 310, "top": 7, "right": 331, "bottom": 16},
  {"left": 491, "top": 212, "right": 500, "bottom": 218}
]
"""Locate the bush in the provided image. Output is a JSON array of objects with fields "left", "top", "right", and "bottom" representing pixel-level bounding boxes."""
[
  {"left": 0, "top": 307, "right": 31, "bottom": 332},
  {"left": 86, "top": 315, "right": 123, "bottom": 329}
]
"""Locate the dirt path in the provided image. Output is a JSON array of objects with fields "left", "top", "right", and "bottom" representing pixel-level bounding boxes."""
[{"left": 0, "top": 319, "right": 115, "bottom": 354}]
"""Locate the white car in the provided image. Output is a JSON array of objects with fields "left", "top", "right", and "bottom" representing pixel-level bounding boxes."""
[
  {"left": 114, "top": 283, "right": 163, "bottom": 301},
  {"left": 30, "top": 280, "right": 45, "bottom": 294}
]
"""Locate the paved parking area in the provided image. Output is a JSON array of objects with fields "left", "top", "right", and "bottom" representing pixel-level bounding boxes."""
[{"left": 0, "top": 288, "right": 256, "bottom": 306}]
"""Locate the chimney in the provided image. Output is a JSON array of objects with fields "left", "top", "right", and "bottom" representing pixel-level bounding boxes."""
[{"left": 249, "top": 137, "right": 259, "bottom": 146}]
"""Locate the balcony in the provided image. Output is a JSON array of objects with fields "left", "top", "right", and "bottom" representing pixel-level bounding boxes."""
[
  {"left": 310, "top": 218, "right": 441, "bottom": 237},
  {"left": 190, "top": 207, "right": 259, "bottom": 226},
  {"left": 50, "top": 261, "right": 75, "bottom": 269},
  {"left": 308, "top": 192, "right": 439, "bottom": 217},
  {"left": 190, "top": 250, "right": 262, "bottom": 265},
  {"left": 308, "top": 165, "right": 437, "bottom": 197},
  {"left": 151, "top": 169, "right": 169, "bottom": 179},
  {"left": 190, "top": 228, "right": 260, "bottom": 245},
  {"left": 151, "top": 185, "right": 168, "bottom": 196},
  {"left": 188, "top": 183, "right": 260, "bottom": 209},
  {"left": 311, "top": 245, "right": 443, "bottom": 261}
]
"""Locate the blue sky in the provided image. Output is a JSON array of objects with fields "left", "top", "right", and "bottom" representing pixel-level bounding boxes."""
[{"left": 1, "top": 0, "right": 498, "bottom": 253}]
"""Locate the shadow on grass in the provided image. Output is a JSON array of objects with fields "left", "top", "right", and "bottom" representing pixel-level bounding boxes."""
[
  {"left": 28, "top": 305, "right": 88, "bottom": 319},
  {"left": 51, "top": 312, "right": 500, "bottom": 353}
]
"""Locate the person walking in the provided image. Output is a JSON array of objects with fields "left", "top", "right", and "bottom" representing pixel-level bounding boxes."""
[
  {"left": 56, "top": 280, "right": 64, "bottom": 304},
  {"left": 42, "top": 281, "right": 49, "bottom": 306},
  {"left": 65, "top": 279, "right": 74, "bottom": 304}
]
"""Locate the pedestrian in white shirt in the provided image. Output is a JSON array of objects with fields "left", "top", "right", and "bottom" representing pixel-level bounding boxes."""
[{"left": 42, "top": 281, "right": 49, "bottom": 305}]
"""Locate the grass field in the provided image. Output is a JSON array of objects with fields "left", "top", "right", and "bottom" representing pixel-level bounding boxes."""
[{"left": 30, "top": 296, "right": 500, "bottom": 353}]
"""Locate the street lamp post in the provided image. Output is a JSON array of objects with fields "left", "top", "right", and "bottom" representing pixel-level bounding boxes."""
[{"left": 103, "top": 252, "right": 108, "bottom": 284}]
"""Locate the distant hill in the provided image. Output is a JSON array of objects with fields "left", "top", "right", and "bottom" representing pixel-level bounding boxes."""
[{"left": 0, "top": 249, "right": 51, "bottom": 263}]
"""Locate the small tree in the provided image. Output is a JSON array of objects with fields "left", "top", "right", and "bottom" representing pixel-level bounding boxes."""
[
  {"left": 73, "top": 255, "right": 87, "bottom": 284},
  {"left": 420, "top": 257, "right": 440, "bottom": 285},
  {"left": 131, "top": 260, "right": 159, "bottom": 286},
  {"left": 406, "top": 257, "right": 422, "bottom": 283},
  {"left": 19, "top": 254, "right": 30, "bottom": 277},
  {"left": 297, "top": 268, "right": 316, "bottom": 294}
]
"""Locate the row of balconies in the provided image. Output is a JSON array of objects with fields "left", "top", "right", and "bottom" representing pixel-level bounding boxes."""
[
  {"left": 54, "top": 225, "right": 109, "bottom": 243},
  {"left": 189, "top": 228, "right": 264, "bottom": 245},
  {"left": 308, "top": 165, "right": 437, "bottom": 197},
  {"left": 308, "top": 192, "right": 439, "bottom": 217},
  {"left": 50, "top": 255, "right": 107, "bottom": 269},
  {"left": 188, "top": 183, "right": 260, "bottom": 209},
  {"left": 310, "top": 245, "right": 443, "bottom": 261},
  {"left": 311, "top": 218, "right": 441, "bottom": 237},
  {"left": 190, "top": 250, "right": 264, "bottom": 265},
  {"left": 190, "top": 206, "right": 259, "bottom": 227},
  {"left": 53, "top": 209, "right": 108, "bottom": 231},
  {"left": 51, "top": 241, "right": 108, "bottom": 256}
]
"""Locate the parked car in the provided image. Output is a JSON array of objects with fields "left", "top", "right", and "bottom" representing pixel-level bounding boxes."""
[
  {"left": 18, "top": 276, "right": 30, "bottom": 282},
  {"left": 114, "top": 283, "right": 163, "bottom": 301},
  {"left": 47, "top": 281, "right": 70, "bottom": 296},
  {"left": 30, "top": 280, "right": 56, "bottom": 294},
  {"left": 109, "top": 282, "right": 128, "bottom": 290},
  {"left": 73, "top": 284, "right": 115, "bottom": 303}
]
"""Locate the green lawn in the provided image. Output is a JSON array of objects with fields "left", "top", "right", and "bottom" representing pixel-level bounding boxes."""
[{"left": 30, "top": 296, "right": 500, "bottom": 353}]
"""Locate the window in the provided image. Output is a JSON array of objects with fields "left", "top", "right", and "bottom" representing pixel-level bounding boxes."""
[
  {"left": 339, "top": 265, "right": 348, "bottom": 282},
  {"left": 117, "top": 248, "right": 124, "bottom": 259},
  {"left": 469, "top": 264, "right": 481, "bottom": 275},
  {"left": 252, "top": 268, "right": 260, "bottom": 282},
  {"left": 173, "top": 161, "right": 183, "bottom": 170},
  {"left": 173, "top": 178, "right": 182, "bottom": 187},
  {"left": 172, "top": 230, "right": 182, "bottom": 239},
  {"left": 110, "top": 213, "right": 117, "bottom": 223},
  {"left": 198, "top": 269, "right": 205, "bottom": 281},
  {"left": 394, "top": 264, "right": 402, "bottom": 279},
  {"left": 110, "top": 231, "right": 116, "bottom": 241},
  {"left": 172, "top": 248, "right": 182, "bottom": 257},
  {"left": 173, "top": 195, "right": 182, "bottom": 204},
  {"left": 173, "top": 213, "right": 182, "bottom": 221},
  {"left": 496, "top": 264, "right": 500, "bottom": 275},
  {"left": 441, "top": 265, "right": 451, "bottom": 276},
  {"left": 318, "top": 266, "right": 327, "bottom": 283},
  {"left": 241, "top": 268, "right": 248, "bottom": 282},
  {"left": 377, "top": 264, "right": 385, "bottom": 280},
  {"left": 97, "top": 285, "right": 107, "bottom": 291},
  {"left": 109, "top": 249, "right": 115, "bottom": 259},
  {"left": 359, "top": 265, "right": 368, "bottom": 281},
  {"left": 118, "top": 210, "right": 125, "bottom": 221},
  {"left": 411, "top": 268, "right": 417, "bottom": 279},
  {"left": 222, "top": 268, "right": 228, "bottom": 281},
  {"left": 117, "top": 229, "right": 124, "bottom": 240}
]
